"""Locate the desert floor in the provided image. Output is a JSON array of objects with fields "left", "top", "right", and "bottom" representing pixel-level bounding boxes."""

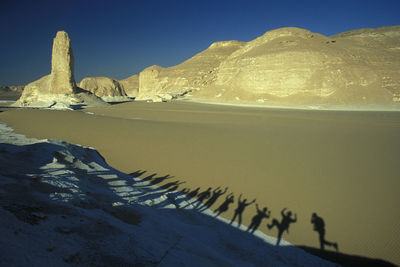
[{"left": 1, "top": 100, "right": 399, "bottom": 264}]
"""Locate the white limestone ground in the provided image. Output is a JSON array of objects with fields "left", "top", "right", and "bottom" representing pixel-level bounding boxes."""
[{"left": 0, "top": 123, "right": 336, "bottom": 266}]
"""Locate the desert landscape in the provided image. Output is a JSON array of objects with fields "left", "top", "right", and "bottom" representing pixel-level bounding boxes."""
[{"left": 1, "top": 4, "right": 399, "bottom": 265}]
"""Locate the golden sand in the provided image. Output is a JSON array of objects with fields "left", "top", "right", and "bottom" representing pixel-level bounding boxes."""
[{"left": 1, "top": 101, "right": 399, "bottom": 264}]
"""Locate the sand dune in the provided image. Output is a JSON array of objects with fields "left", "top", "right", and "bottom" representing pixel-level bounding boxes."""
[{"left": 1, "top": 101, "right": 399, "bottom": 265}]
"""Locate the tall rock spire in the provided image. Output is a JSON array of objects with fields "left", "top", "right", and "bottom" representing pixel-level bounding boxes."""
[
  {"left": 50, "top": 31, "right": 76, "bottom": 94},
  {"left": 13, "top": 31, "right": 107, "bottom": 108}
]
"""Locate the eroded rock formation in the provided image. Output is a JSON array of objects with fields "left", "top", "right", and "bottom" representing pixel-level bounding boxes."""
[
  {"left": 14, "top": 31, "right": 106, "bottom": 109},
  {"left": 136, "top": 26, "right": 400, "bottom": 105},
  {"left": 119, "top": 74, "right": 139, "bottom": 98},
  {"left": 79, "top": 77, "right": 129, "bottom": 102}
]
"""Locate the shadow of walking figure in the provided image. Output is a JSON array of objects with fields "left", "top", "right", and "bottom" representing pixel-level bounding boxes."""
[
  {"left": 200, "top": 187, "right": 227, "bottom": 211},
  {"left": 214, "top": 193, "right": 234, "bottom": 217},
  {"left": 247, "top": 204, "right": 271, "bottom": 234},
  {"left": 311, "top": 212, "right": 338, "bottom": 251},
  {"left": 195, "top": 187, "right": 212, "bottom": 209},
  {"left": 267, "top": 208, "right": 297, "bottom": 246},
  {"left": 230, "top": 194, "right": 256, "bottom": 227}
]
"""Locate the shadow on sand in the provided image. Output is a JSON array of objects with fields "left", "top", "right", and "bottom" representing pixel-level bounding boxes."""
[
  {"left": 0, "top": 140, "right": 394, "bottom": 267},
  {"left": 128, "top": 168, "right": 398, "bottom": 266}
]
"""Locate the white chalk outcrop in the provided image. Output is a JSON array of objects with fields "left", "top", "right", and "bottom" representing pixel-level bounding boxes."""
[
  {"left": 13, "top": 31, "right": 107, "bottom": 109},
  {"left": 79, "top": 77, "right": 130, "bottom": 102}
]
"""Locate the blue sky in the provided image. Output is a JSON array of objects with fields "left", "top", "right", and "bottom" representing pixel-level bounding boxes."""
[{"left": 0, "top": 0, "right": 399, "bottom": 85}]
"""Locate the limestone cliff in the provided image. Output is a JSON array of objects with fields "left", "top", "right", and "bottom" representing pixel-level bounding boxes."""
[
  {"left": 136, "top": 26, "right": 400, "bottom": 105},
  {"left": 136, "top": 40, "right": 245, "bottom": 101},
  {"left": 79, "top": 77, "right": 129, "bottom": 102},
  {"left": 14, "top": 31, "right": 106, "bottom": 109},
  {"left": 119, "top": 74, "right": 139, "bottom": 98}
]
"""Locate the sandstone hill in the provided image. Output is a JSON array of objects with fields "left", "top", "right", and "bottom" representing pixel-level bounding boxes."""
[
  {"left": 79, "top": 76, "right": 129, "bottom": 102},
  {"left": 13, "top": 31, "right": 107, "bottom": 109},
  {"left": 137, "top": 26, "right": 400, "bottom": 105}
]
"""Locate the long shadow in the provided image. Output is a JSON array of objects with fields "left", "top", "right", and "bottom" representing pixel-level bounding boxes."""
[
  {"left": 185, "top": 187, "right": 200, "bottom": 199},
  {"left": 246, "top": 204, "right": 271, "bottom": 234},
  {"left": 2, "top": 140, "right": 396, "bottom": 266},
  {"left": 149, "top": 174, "right": 174, "bottom": 185},
  {"left": 311, "top": 212, "right": 338, "bottom": 251},
  {"left": 128, "top": 170, "right": 147, "bottom": 178},
  {"left": 229, "top": 194, "right": 256, "bottom": 227},
  {"left": 296, "top": 246, "right": 397, "bottom": 267},
  {"left": 193, "top": 187, "right": 212, "bottom": 209},
  {"left": 267, "top": 208, "right": 297, "bottom": 246},
  {"left": 199, "top": 187, "right": 227, "bottom": 211},
  {"left": 160, "top": 180, "right": 185, "bottom": 191},
  {"left": 214, "top": 192, "right": 235, "bottom": 217}
]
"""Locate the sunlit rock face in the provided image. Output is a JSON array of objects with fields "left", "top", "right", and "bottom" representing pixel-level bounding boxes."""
[
  {"left": 14, "top": 31, "right": 106, "bottom": 108},
  {"left": 79, "top": 77, "right": 129, "bottom": 102},
  {"left": 136, "top": 40, "right": 245, "bottom": 101},
  {"left": 136, "top": 26, "right": 400, "bottom": 105},
  {"left": 49, "top": 31, "right": 76, "bottom": 94},
  {"left": 119, "top": 74, "right": 139, "bottom": 98}
]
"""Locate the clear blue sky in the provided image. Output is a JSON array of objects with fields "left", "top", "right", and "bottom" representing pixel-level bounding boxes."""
[{"left": 0, "top": 0, "right": 399, "bottom": 85}]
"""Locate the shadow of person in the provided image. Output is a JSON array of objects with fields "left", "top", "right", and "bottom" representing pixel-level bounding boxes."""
[
  {"left": 311, "top": 212, "right": 338, "bottom": 252},
  {"left": 186, "top": 187, "right": 200, "bottom": 199},
  {"left": 141, "top": 173, "right": 157, "bottom": 182},
  {"left": 167, "top": 182, "right": 186, "bottom": 192},
  {"left": 150, "top": 174, "right": 174, "bottom": 185},
  {"left": 230, "top": 194, "right": 256, "bottom": 227},
  {"left": 214, "top": 193, "right": 234, "bottom": 217},
  {"left": 129, "top": 170, "right": 147, "bottom": 178},
  {"left": 267, "top": 208, "right": 297, "bottom": 246},
  {"left": 194, "top": 187, "right": 212, "bottom": 209},
  {"left": 161, "top": 180, "right": 185, "bottom": 190},
  {"left": 247, "top": 204, "right": 271, "bottom": 234},
  {"left": 199, "top": 187, "right": 228, "bottom": 211}
]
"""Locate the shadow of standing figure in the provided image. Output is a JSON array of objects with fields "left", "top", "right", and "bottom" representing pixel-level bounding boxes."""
[
  {"left": 194, "top": 187, "right": 212, "bottom": 209},
  {"left": 200, "top": 187, "right": 228, "bottom": 211},
  {"left": 230, "top": 194, "right": 256, "bottom": 227},
  {"left": 247, "top": 204, "right": 271, "bottom": 234},
  {"left": 214, "top": 193, "right": 234, "bottom": 217},
  {"left": 186, "top": 187, "right": 200, "bottom": 199},
  {"left": 150, "top": 174, "right": 173, "bottom": 185},
  {"left": 311, "top": 212, "right": 338, "bottom": 251},
  {"left": 267, "top": 208, "right": 297, "bottom": 246}
]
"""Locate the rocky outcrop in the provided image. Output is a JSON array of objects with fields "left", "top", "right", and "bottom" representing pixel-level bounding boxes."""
[
  {"left": 136, "top": 40, "right": 245, "bottom": 101},
  {"left": 13, "top": 31, "right": 106, "bottom": 109},
  {"left": 79, "top": 77, "right": 129, "bottom": 102},
  {"left": 135, "top": 26, "right": 400, "bottom": 105},
  {"left": 119, "top": 74, "right": 139, "bottom": 98},
  {"left": 0, "top": 85, "right": 24, "bottom": 101}
]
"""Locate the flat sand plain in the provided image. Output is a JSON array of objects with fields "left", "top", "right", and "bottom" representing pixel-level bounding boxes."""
[{"left": 1, "top": 101, "right": 399, "bottom": 264}]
